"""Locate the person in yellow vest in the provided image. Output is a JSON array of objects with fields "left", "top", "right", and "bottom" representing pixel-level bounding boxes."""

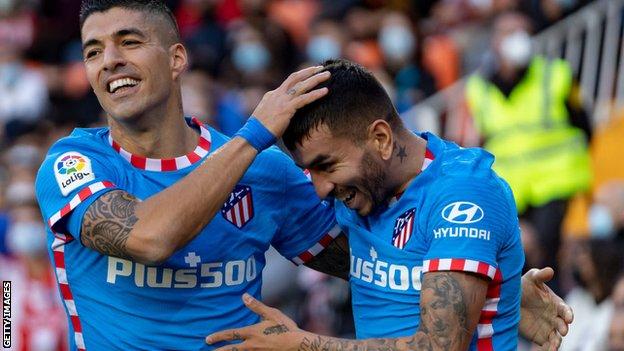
[{"left": 465, "top": 11, "right": 592, "bottom": 292}]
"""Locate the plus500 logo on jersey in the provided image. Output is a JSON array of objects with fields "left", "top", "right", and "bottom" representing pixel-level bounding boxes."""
[
  {"left": 106, "top": 256, "right": 258, "bottom": 288},
  {"left": 350, "top": 248, "right": 422, "bottom": 291}
]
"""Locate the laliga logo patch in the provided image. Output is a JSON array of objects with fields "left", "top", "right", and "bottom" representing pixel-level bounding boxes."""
[
  {"left": 54, "top": 152, "right": 95, "bottom": 196},
  {"left": 441, "top": 201, "right": 484, "bottom": 224}
]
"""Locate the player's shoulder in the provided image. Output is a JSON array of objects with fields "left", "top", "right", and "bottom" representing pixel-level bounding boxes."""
[
  {"left": 45, "top": 126, "right": 111, "bottom": 158},
  {"left": 36, "top": 127, "right": 112, "bottom": 188},
  {"left": 423, "top": 133, "right": 514, "bottom": 202},
  {"left": 427, "top": 133, "right": 495, "bottom": 179}
]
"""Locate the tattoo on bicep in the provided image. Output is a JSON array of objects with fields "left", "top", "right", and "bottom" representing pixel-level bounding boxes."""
[
  {"left": 304, "top": 234, "right": 350, "bottom": 280},
  {"left": 394, "top": 142, "right": 407, "bottom": 163},
  {"left": 419, "top": 273, "right": 470, "bottom": 349},
  {"left": 263, "top": 324, "right": 290, "bottom": 335},
  {"left": 81, "top": 190, "right": 139, "bottom": 259}
]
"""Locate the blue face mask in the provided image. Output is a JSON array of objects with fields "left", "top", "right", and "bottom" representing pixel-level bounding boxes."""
[
  {"left": 379, "top": 25, "right": 415, "bottom": 62},
  {"left": 232, "top": 42, "right": 271, "bottom": 74},
  {"left": 588, "top": 204, "right": 615, "bottom": 238},
  {"left": 306, "top": 35, "right": 341, "bottom": 63},
  {"left": 0, "top": 62, "right": 21, "bottom": 87}
]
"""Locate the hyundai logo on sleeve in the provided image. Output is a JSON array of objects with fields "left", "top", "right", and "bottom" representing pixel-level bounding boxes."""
[{"left": 441, "top": 202, "right": 484, "bottom": 224}]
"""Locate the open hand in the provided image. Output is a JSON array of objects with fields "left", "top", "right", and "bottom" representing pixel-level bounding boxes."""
[
  {"left": 520, "top": 267, "right": 574, "bottom": 350},
  {"left": 206, "top": 293, "right": 303, "bottom": 351},
  {"left": 252, "top": 66, "right": 330, "bottom": 138}
]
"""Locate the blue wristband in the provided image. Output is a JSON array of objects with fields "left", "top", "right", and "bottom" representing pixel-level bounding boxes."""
[{"left": 234, "top": 117, "right": 277, "bottom": 152}]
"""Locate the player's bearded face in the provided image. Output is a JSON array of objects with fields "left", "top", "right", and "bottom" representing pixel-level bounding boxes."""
[
  {"left": 341, "top": 150, "right": 390, "bottom": 216},
  {"left": 81, "top": 8, "right": 175, "bottom": 120}
]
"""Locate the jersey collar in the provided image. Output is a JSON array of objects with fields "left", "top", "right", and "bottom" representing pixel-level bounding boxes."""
[{"left": 108, "top": 117, "right": 212, "bottom": 172}]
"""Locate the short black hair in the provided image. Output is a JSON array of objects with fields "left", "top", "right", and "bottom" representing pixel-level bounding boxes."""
[
  {"left": 80, "top": 0, "right": 180, "bottom": 42},
  {"left": 283, "top": 59, "right": 404, "bottom": 151}
]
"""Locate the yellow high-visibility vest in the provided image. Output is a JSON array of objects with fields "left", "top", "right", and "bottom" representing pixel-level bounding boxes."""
[{"left": 466, "top": 56, "right": 591, "bottom": 213}]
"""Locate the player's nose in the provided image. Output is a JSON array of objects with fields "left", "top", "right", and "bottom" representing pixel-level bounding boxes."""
[
  {"left": 310, "top": 172, "right": 335, "bottom": 199},
  {"left": 102, "top": 44, "right": 127, "bottom": 72}
]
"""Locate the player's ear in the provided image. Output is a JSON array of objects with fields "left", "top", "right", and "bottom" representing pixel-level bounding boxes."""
[
  {"left": 170, "top": 43, "right": 188, "bottom": 80},
  {"left": 367, "top": 119, "right": 393, "bottom": 161}
]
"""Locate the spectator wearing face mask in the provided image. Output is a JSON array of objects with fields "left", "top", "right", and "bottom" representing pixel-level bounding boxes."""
[
  {"left": 563, "top": 109, "right": 624, "bottom": 242},
  {"left": 1, "top": 182, "right": 68, "bottom": 351},
  {"left": 465, "top": 11, "right": 592, "bottom": 292},
  {"left": 559, "top": 239, "right": 624, "bottom": 351},
  {"left": 377, "top": 11, "right": 436, "bottom": 113}
]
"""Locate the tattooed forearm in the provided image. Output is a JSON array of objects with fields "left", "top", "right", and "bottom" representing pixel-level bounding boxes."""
[
  {"left": 81, "top": 190, "right": 139, "bottom": 259},
  {"left": 294, "top": 272, "right": 485, "bottom": 351},
  {"left": 304, "top": 233, "right": 350, "bottom": 280},
  {"left": 263, "top": 324, "right": 290, "bottom": 335},
  {"left": 297, "top": 334, "right": 430, "bottom": 351}
]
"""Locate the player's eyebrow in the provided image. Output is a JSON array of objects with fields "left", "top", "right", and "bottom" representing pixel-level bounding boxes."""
[
  {"left": 303, "top": 154, "right": 332, "bottom": 170},
  {"left": 82, "top": 27, "right": 148, "bottom": 51}
]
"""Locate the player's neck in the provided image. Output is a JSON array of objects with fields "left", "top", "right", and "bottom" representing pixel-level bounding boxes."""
[
  {"left": 107, "top": 106, "right": 199, "bottom": 159},
  {"left": 386, "top": 131, "right": 427, "bottom": 197}
]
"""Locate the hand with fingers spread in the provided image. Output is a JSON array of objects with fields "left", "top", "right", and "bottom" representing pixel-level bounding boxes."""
[
  {"left": 251, "top": 65, "right": 330, "bottom": 139},
  {"left": 206, "top": 293, "right": 304, "bottom": 351},
  {"left": 520, "top": 267, "right": 574, "bottom": 350}
]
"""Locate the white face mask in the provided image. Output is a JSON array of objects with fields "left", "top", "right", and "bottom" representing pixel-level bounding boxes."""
[
  {"left": 588, "top": 204, "right": 615, "bottom": 238},
  {"left": 7, "top": 221, "right": 47, "bottom": 257},
  {"left": 499, "top": 30, "right": 532, "bottom": 68},
  {"left": 379, "top": 25, "right": 415, "bottom": 62}
]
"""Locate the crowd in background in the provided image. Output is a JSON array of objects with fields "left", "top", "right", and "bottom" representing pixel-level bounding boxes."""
[{"left": 1, "top": 0, "right": 623, "bottom": 350}]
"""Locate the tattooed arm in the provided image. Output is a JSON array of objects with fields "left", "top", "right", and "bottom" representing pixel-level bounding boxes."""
[
  {"left": 304, "top": 233, "right": 350, "bottom": 280},
  {"left": 207, "top": 272, "right": 488, "bottom": 351}
]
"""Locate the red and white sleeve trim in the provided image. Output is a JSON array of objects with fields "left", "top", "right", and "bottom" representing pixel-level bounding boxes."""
[
  {"left": 292, "top": 224, "right": 342, "bottom": 265},
  {"left": 48, "top": 180, "right": 116, "bottom": 351},
  {"left": 47, "top": 181, "right": 116, "bottom": 232},
  {"left": 422, "top": 258, "right": 498, "bottom": 280},
  {"left": 423, "top": 258, "right": 503, "bottom": 351}
]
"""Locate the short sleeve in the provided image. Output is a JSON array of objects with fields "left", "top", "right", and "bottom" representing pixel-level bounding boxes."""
[
  {"left": 271, "top": 159, "right": 340, "bottom": 265},
  {"left": 422, "top": 175, "right": 517, "bottom": 281},
  {"left": 35, "top": 136, "right": 118, "bottom": 238}
]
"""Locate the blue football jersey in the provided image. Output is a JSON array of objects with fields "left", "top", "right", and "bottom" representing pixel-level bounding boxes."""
[
  {"left": 35, "top": 118, "right": 339, "bottom": 350},
  {"left": 338, "top": 132, "right": 524, "bottom": 350}
]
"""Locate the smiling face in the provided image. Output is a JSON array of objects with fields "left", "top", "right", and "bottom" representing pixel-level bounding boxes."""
[
  {"left": 81, "top": 7, "right": 185, "bottom": 121},
  {"left": 293, "top": 124, "right": 390, "bottom": 216}
]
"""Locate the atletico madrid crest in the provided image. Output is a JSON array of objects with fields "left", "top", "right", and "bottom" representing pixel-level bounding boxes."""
[
  {"left": 392, "top": 208, "right": 416, "bottom": 249},
  {"left": 221, "top": 185, "right": 254, "bottom": 228}
]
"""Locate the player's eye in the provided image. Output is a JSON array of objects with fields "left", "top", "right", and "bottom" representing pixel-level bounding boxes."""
[
  {"left": 122, "top": 39, "right": 140, "bottom": 46},
  {"left": 84, "top": 49, "right": 100, "bottom": 60}
]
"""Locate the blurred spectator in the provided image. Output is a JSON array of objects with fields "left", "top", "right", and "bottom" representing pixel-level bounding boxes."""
[
  {"left": 181, "top": 69, "right": 217, "bottom": 127},
  {"left": 378, "top": 11, "right": 436, "bottom": 112},
  {"left": 305, "top": 19, "right": 347, "bottom": 65},
  {"left": 1, "top": 178, "right": 67, "bottom": 351},
  {"left": 0, "top": 1, "right": 48, "bottom": 136},
  {"left": 464, "top": 11, "right": 592, "bottom": 290},
  {"left": 563, "top": 109, "right": 624, "bottom": 239},
  {"left": 609, "top": 274, "right": 624, "bottom": 351},
  {"left": 175, "top": 0, "right": 228, "bottom": 74},
  {"left": 559, "top": 239, "right": 624, "bottom": 351}
]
